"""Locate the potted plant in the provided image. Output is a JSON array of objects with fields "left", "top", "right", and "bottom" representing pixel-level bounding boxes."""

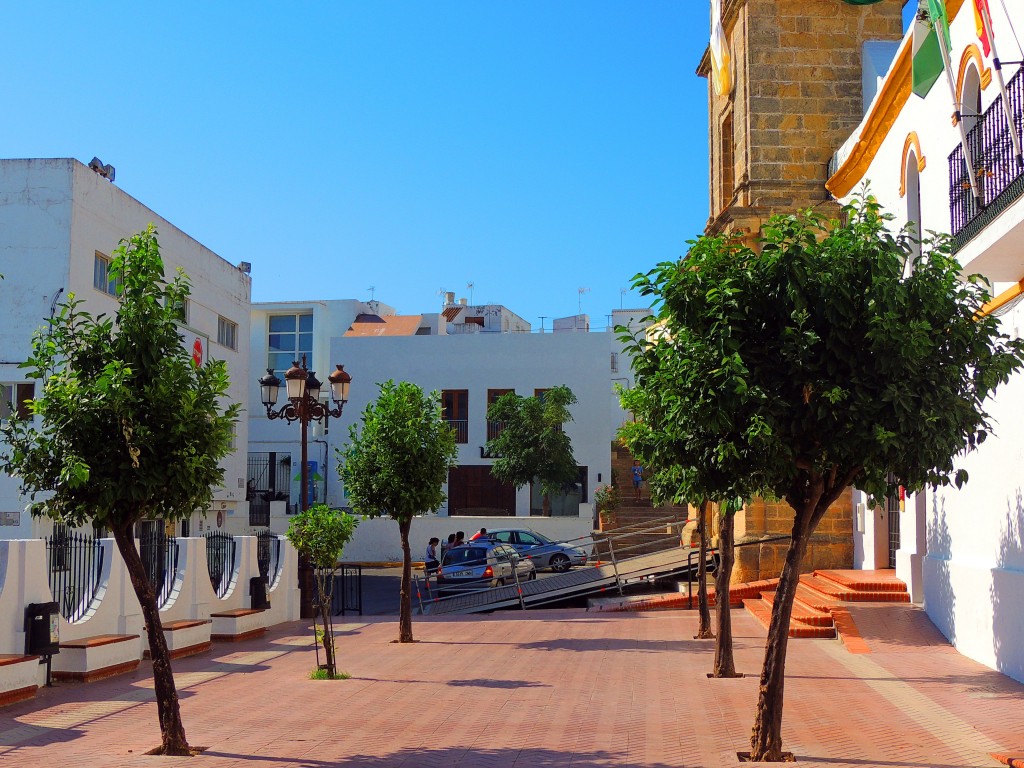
[{"left": 594, "top": 483, "right": 620, "bottom": 531}]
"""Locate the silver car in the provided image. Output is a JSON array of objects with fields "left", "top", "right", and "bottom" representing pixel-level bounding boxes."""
[
  {"left": 435, "top": 542, "right": 536, "bottom": 595},
  {"left": 484, "top": 529, "right": 589, "bottom": 573}
]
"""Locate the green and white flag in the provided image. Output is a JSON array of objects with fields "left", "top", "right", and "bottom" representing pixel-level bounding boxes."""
[{"left": 912, "top": 0, "right": 949, "bottom": 98}]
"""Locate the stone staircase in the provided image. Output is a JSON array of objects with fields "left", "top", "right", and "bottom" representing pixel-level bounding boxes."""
[
  {"left": 742, "top": 569, "right": 910, "bottom": 638},
  {"left": 595, "top": 443, "right": 691, "bottom": 557}
]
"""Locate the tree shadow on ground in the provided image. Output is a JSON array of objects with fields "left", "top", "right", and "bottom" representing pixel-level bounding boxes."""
[
  {"left": 517, "top": 637, "right": 712, "bottom": 653},
  {"left": 199, "top": 745, "right": 682, "bottom": 767}
]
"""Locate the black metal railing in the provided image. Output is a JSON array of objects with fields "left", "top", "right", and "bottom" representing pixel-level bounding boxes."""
[
  {"left": 204, "top": 532, "right": 236, "bottom": 598},
  {"left": 255, "top": 529, "right": 282, "bottom": 585},
  {"left": 486, "top": 420, "right": 505, "bottom": 441},
  {"left": 45, "top": 526, "right": 105, "bottom": 622},
  {"left": 325, "top": 564, "right": 363, "bottom": 616},
  {"left": 140, "top": 530, "right": 179, "bottom": 609},
  {"left": 949, "top": 67, "right": 1024, "bottom": 242},
  {"left": 445, "top": 419, "right": 468, "bottom": 443}
]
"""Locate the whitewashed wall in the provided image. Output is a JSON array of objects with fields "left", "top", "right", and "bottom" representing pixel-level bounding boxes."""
[
  {"left": 836, "top": 2, "right": 1024, "bottom": 682},
  {"left": 0, "top": 158, "right": 252, "bottom": 538}
]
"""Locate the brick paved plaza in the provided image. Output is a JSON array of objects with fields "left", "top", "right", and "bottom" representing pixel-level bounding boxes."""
[{"left": 1, "top": 603, "right": 1021, "bottom": 767}]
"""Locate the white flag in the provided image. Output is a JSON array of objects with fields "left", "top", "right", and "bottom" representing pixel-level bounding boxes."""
[{"left": 710, "top": 0, "right": 732, "bottom": 97}]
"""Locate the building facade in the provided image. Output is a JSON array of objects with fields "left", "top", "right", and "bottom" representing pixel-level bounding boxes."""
[
  {"left": 0, "top": 158, "right": 252, "bottom": 538},
  {"left": 697, "top": 0, "right": 904, "bottom": 581},
  {"left": 248, "top": 297, "right": 648, "bottom": 550},
  {"left": 826, "top": 0, "right": 1024, "bottom": 683}
]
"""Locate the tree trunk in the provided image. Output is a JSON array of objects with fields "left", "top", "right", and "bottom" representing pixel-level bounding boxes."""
[
  {"left": 713, "top": 507, "right": 739, "bottom": 677},
  {"left": 317, "top": 572, "right": 336, "bottom": 677},
  {"left": 696, "top": 500, "right": 714, "bottom": 639},
  {"left": 397, "top": 517, "right": 414, "bottom": 643},
  {"left": 542, "top": 492, "right": 551, "bottom": 517},
  {"left": 748, "top": 486, "right": 821, "bottom": 761},
  {"left": 112, "top": 521, "right": 190, "bottom": 756}
]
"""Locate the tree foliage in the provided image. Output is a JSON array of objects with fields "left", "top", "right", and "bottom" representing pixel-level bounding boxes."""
[
  {"left": 340, "top": 380, "right": 457, "bottom": 642},
  {"left": 625, "top": 194, "right": 1024, "bottom": 761},
  {"left": 0, "top": 226, "right": 239, "bottom": 755},
  {"left": 486, "top": 386, "right": 578, "bottom": 515},
  {"left": 286, "top": 504, "right": 359, "bottom": 678}
]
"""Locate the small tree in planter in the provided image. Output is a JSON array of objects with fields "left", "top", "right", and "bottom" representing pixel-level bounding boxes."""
[
  {"left": 593, "top": 483, "right": 620, "bottom": 529},
  {"left": 286, "top": 504, "right": 359, "bottom": 678}
]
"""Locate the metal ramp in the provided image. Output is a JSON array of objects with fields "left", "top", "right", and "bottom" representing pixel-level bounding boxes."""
[{"left": 418, "top": 516, "right": 714, "bottom": 616}]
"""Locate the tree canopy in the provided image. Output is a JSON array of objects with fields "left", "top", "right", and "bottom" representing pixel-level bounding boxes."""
[
  {"left": 340, "top": 380, "right": 457, "bottom": 642},
  {"left": 624, "top": 194, "right": 1024, "bottom": 761},
  {"left": 0, "top": 226, "right": 239, "bottom": 755},
  {"left": 486, "top": 386, "right": 578, "bottom": 515}
]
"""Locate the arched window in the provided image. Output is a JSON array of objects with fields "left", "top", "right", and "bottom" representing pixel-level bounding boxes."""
[
  {"left": 905, "top": 148, "right": 922, "bottom": 269},
  {"left": 960, "top": 64, "right": 982, "bottom": 135}
]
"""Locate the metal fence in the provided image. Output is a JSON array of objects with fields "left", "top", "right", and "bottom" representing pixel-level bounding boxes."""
[
  {"left": 247, "top": 453, "right": 292, "bottom": 527},
  {"left": 322, "top": 564, "right": 363, "bottom": 616},
  {"left": 204, "top": 531, "right": 237, "bottom": 598},
  {"left": 45, "top": 525, "right": 105, "bottom": 623},
  {"left": 255, "top": 529, "right": 282, "bottom": 585},
  {"left": 949, "top": 67, "right": 1024, "bottom": 237},
  {"left": 139, "top": 529, "right": 179, "bottom": 609}
]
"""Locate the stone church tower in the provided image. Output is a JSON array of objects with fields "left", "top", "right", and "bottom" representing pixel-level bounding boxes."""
[{"left": 696, "top": 0, "right": 904, "bottom": 581}]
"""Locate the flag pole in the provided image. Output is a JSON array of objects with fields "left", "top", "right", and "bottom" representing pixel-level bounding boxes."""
[
  {"left": 978, "top": 2, "right": 1024, "bottom": 169},
  {"left": 934, "top": 6, "right": 984, "bottom": 208}
]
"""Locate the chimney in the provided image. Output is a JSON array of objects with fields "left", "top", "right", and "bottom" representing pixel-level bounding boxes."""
[
  {"left": 444, "top": 291, "right": 455, "bottom": 305},
  {"left": 458, "top": 298, "right": 467, "bottom": 306}
]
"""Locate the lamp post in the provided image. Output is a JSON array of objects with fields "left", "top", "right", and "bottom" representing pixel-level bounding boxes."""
[{"left": 259, "top": 354, "right": 351, "bottom": 618}]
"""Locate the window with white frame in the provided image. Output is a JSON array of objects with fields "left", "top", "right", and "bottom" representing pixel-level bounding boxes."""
[
  {"left": 93, "top": 252, "right": 120, "bottom": 296},
  {"left": 268, "top": 314, "right": 313, "bottom": 375},
  {"left": 1, "top": 383, "right": 34, "bottom": 421},
  {"left": 217, "top": 316, "right": 238, "bottom": 350}
]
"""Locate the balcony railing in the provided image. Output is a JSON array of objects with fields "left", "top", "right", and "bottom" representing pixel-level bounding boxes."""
[
  {"left": 486, "top": 420, "right": 505, "bottom": 441},
  {"left": 949, "top": 67, "right": 1024, "bottom": 250},
  {"left": 445, "top": 418, "right": 468, "bottom": 444}
]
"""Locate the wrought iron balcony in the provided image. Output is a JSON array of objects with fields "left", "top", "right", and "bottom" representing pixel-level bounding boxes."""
[
  {"left": 949, "top": 67, "right": 1024, "bottom": 251},
  {"left": 445, "top": 418, "right": 468, "bottom": 443}
]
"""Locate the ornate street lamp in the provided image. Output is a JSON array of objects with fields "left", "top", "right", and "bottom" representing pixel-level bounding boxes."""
[{"left": 258, "top": 354, "right": 351, "bottom": 617}]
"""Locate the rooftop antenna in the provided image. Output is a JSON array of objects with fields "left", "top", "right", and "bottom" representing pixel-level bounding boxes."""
[
  {"left": 620, "top": 288, "right": 627, "bottom": 309},
  {"left": 368, "top": 285, "right": 376, "bottom": 301},
  {"left": 437, "top": 287, "right": 447, "bottom": 307},
  {"left": 539, "top": 316, "right": 547, "bottom": 334},
  {"left": 467, "top": 281, "right": 475, "bottom": 304},
  {"left": 578, "top": 287, "right": 590, "bottom": 315}
]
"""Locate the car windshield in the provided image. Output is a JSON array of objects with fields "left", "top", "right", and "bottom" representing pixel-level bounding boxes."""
[
  {"left": 443, "top": 547, "right": 488, "bottom": 566},
  {"left": 526, "top": 531, "right": 554, "bottom": 545}
]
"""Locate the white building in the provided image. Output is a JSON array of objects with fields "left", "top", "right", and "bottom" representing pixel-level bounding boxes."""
[
  {"left": 248, "top": 297, "right": 649, "bottom": 555},
  {"left": 826, "top": 1, "right": 1024, "bottom": 682},
  {"left": 0, "top": 158, "right": 252, "bottom": 538}
]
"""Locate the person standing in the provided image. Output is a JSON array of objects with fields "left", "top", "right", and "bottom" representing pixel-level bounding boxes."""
[{"left": 631, "top": 460, "right": 644, "bottom": 502}]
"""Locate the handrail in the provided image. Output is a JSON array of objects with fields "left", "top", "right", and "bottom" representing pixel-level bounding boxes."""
[{"left": 685, "top": 533, "right": 792, "bottom": 609}]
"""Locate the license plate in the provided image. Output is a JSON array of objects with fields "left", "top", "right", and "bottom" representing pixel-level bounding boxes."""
[{"left": 448, "top": 570, "right": 472, "bottom": 578}]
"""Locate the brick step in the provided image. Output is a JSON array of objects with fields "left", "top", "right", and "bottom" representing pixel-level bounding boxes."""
[
  {"left": 800, "top": 573, "right": 910, "bottom": 603},
  {"left": 742, "top": 597, "right": 836, "bottom": 639},
  {"left": 813, "top": 569, "right": 909, "bottom": 593},
  {"left": 759, "top": 590, "right": 835, "bottom": 627}
]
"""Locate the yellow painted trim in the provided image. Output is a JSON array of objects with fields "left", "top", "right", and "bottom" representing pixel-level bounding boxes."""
[
  {"left": 826, "top": 0, "right": 968, "bottom": 199},
  {"left": 953, "top": 44, "right": 993, "bottom": 125},
  {"left": 899, "top": 132, "right": 926, "bottom": 198},
  {"left": 979, "top": 281, "right": 1024, "bottom": 317}
]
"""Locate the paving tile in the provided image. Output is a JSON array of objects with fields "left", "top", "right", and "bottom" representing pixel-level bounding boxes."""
[{"left": 0, "top": 606, "right": 1020, "bottom": 767}]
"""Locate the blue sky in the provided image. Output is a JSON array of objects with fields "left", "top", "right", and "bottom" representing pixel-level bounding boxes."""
[{"left": 6, "top": 3, "right": 708, "bottom": 326}]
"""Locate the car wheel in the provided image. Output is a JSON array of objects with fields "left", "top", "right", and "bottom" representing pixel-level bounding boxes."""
[
  {"left": 495, "top": 578, "right": 505, "bottom": 587},
  {"left": 528, "top": 570, "right": 537, "bottom": 581},
  {"left": 550, "top": 553, "right": 571, "bottom": 573}
]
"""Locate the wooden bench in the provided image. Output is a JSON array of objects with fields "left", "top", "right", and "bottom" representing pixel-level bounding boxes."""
[
  {"left": 143, "top": 619, "right": 212, "bottom": 660},
  {"left": 52, "top": 634, "right": 140, "bottom": 683},
  {"left": 210, "top": 608, "right": 267, "bottom": 642},
  {"left": 0, "top": 654, "right": 40, "bottom": 707}
]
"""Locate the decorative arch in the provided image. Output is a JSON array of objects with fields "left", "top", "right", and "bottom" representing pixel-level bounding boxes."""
[
  {"left": 899, "top": 132, "right": 927, "bottom": 198},
  {"left": 954, "top": 43, "right": 992, "bottom": 124}
]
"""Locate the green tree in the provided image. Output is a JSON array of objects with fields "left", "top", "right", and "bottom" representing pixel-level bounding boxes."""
[
  {"left": 0, "top": 227, "right": 239, "bottom": 756},
  {"left": 486, "top": 386, "right": 578, "bottom": 516},
  {"left": 286, "top": 504, "right": 359, "bottom": 678},
  {"left": 627, "top": 195, "right": 1024, "bottom": 762},
  {"left": 340, "top": 381, "right": 457, "bottom": 643}
]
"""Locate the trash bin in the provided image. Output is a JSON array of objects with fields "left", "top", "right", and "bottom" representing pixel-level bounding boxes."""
[
  {"left": 24, "top": 602, "right": 60, "bottom": 657},
  {"left": 250, "top": 576, "right": 270, "bottom": 610}
]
